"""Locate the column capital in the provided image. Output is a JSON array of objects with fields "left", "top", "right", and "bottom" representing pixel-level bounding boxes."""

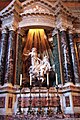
[
  {"left": 17, "top": 27, "right": 25, "bottom": 36},
  {"left": 0, "top": 27, "right": 2, "bottom": 32},
  {"left": 52, "top": 28, "right": 58, "bottom": 36},
  {"left": 8, "top": 25, "right": 17, "bottom": 31},
  {"left": 2, "top": 26, "right": 8, "bottom": 34},
  {"left": 55, "top": 22, "right": 68, "bottom": 32},
  {"left": 59, "top": 25, "right": 67, "bottom": 32},
  {"left": 68, "top": 27, "right": 75, "bottom": 34}
]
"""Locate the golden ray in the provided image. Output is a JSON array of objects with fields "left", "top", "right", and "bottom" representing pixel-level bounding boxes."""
[{"left": 23, "top": 28, "right": 53, "bottom": 63}]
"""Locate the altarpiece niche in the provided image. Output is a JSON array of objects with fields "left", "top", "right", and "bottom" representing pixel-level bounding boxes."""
[{"left": 22, "top": 29, "right": 55, "bottom": 87}]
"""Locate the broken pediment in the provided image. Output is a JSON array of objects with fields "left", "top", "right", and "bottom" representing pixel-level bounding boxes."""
[
  {"left": 19, "top": 0, "right": 55, "bottom": 29},
  {"left": 21, "top": 0, "right": 55, "bottom": 17},
  {"left": 0, "top": 0, "right": 79, "bottom": 31}
]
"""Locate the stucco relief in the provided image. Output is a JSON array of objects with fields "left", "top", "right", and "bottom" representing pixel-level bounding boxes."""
[{"left": 21, "top": 4, "right": 51, "bottom": 15}]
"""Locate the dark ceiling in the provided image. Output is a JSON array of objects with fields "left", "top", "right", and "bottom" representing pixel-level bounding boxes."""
[
  {"left": 0, "top": 0, "right": 79, "bottom": 11},
  {"left": 0, "top": 0, "right": 26, "bottom": 11}
]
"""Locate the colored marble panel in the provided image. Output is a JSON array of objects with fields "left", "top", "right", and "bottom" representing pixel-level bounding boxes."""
[
  {"left": 76, "top": 42, "right": 80, "bottom": 60},
  {"left": 0, "top": 97, "right": 5, "bottom": 108},
  {"left": 65, "top": 96, "right": 70, "bottom": 107},
  {"left": 19, "top": 96, "right": 58, "bottom": 108},
  {"left": 73, "top": 96, "right": 80, "bottom": 107},
  {"left": 19, "top": 97, "right": 29, "bottom": 108},
  {"left": 8, "top": 97, "right": 13, "bottom": 108}
]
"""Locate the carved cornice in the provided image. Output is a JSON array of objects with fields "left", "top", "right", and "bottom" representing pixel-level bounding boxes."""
[
  {"left": 19, "top": 14, "right": 55, "bottom": 29},
  {"left": 0, "top": 0, "right": 22, "bottom": 32},
  {"left": 62, "top": 83, "right": 80, "bottom": 93},
  {"left": 0, "top": 0, "right": 22, "bottom": 19},
  {"left": 0, "top": 0, "right": 14, "bottom": 18},
  {"left": 0, "top": 0, "right": 79, "bottom": 32},
  {"left": 0, "top": 0, "right": 79, "bottom": 21},
  {"left": 54, "top": 0, "right": 77, "bottom": 19},
  {"left": 55, "top": 17, "right": 73, "bottom": 32},
  {"left": 20, "top": 0, "right": 78, "bottom": 30},
  {"left": 1, "top": 14, "right": 18, "bottom": 32},
  {"left": 54, "top": 0, "right": 80, "bottom": 32}
]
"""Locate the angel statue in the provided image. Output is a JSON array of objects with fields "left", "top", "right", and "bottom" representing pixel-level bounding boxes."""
[{"left": 23, "top": 47, "right": 52, "bottom": 85}]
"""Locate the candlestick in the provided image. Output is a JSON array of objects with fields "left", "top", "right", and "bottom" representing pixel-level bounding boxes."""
[
  {"left": 20, "top": 74, "right": 22, "bottom": 86},
  {"left": 30, "top": 74, "right": 32, "bottom": 86},
  {"left": 56, "top": 73, "right": 58, "bottom": 85},
  {"left": 47, "top": 72, "right": 49, "bottom": 86}
]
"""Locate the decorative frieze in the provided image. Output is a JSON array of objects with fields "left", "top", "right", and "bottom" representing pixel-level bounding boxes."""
[{"left": 19, "top": 14, "right": 55, "bottom": 28}]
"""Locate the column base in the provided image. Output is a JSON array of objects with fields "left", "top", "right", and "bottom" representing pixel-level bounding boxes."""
[
  {"left": 64, "top": 82, "right": 74, "bottom": 87},
  {"left": 75, "top": 83, "right": 80, "bottom": 87},
  {"left": 3, "top": 83, "right": 13, "bottom": 88},
  {"left": 62, "top": 83, "right": 80, "bottom": 115},
  {"left": 0, "top": 83, "right": 16, "bottom": 115}
]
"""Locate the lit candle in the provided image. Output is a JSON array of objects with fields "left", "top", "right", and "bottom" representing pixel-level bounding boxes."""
[
  {"left": 20, "top": 74, "right": 22, "bottom": 86},
  {"left": 47, "top": 72, "right": 49, "bottom": 86},
  {"left": 56, "top": 73, "right": 58, "bottom": 85},
  {"left": 30, "top": 74, "right": 32, "bottom": 86}
]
